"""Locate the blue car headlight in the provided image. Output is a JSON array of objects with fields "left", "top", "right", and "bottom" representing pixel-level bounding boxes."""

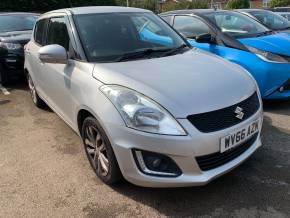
[{"left": 246, "top": 46, "right": 288, "bottom": 64}]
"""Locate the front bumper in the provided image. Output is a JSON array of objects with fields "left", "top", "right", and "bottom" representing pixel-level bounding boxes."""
[
  {"left": 105, "top": 107, "right": 263, "bottom": 187},
  {"left": 0, "top": 52, "right": 25, "bottom": 77},
  {"left": 250, "top": 62, "right": 290, "bottom": 100},
  {"left": 264, "top": 79, "right": 290, "bottom": 99}
]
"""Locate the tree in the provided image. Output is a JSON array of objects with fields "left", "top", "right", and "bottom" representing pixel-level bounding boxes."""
[
  {"left": 225, "top": 0, "right": 250, "bottom": 9},
  {"left": 162, "top": 0, "right": 209, "bottom": 13},
  {"left": 269, "top": 0, "right": 290, "bottom": 8},
  {"left": 0, "top": 0, "right": 116, "bottom": 12}
]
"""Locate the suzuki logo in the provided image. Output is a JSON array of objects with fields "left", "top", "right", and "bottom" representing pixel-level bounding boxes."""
[{"left": 235, "top": 106, "right": 244, "bottom": 120}]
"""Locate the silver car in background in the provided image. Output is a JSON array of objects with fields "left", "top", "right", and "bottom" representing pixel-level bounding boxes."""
[
  {"left": 277, "top": 12, "right": 290, "bottom": 21},
  {"left": 24, "top": 6, "right": 263, "bottom": 187}
]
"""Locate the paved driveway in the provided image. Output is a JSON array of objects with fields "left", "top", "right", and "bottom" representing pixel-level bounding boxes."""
[{"left": 0, "top": 83, "right": 289, "bottom": 218}]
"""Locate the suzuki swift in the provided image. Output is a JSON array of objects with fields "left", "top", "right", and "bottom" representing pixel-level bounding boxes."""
[{"left": 25, "top": 7, "right": 263, "bottom": 187}]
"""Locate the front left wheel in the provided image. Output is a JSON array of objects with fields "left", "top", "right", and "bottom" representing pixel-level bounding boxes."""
[
  {"left": 0, "top": 64, "right": 9, "bottom": 86},
  {"left": 81, "top": 117, "right": 122, "bottom": 185},
  {"left": 27, "top": 73, "right": 45, "bottom": 108}
]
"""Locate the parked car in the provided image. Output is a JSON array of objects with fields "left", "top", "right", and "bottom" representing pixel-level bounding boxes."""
[
  {"left": 0, "top": 12, "right": 39, "bottom": 85},
  {"left": 25, "top": 6, "right": 263, "bottom": 187},
  {"left": 273, "top": 7, "right": 290, "bottom": 12},
  {"left": 277, "top": 12, "right": 290, "bottom": 21},
  {"left": 160, "top": 9, "right": 290, "bottom": 99},
  {"left": 235, "top": 9, "right": 290, "bottom": 34}
]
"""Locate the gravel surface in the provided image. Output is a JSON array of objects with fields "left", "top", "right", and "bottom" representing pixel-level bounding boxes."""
[{"left": 0, "top": 83, "right": 289, "bottom": 218}]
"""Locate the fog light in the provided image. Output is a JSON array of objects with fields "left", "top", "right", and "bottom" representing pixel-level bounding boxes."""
[
  {"left": 279, "top": 86, "right": 284, "bottom": 92},
  {"left": 133, "top": 149, "right": 182, "bottom": 177}
]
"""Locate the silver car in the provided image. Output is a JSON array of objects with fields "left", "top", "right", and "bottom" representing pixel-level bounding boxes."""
[{"left": 24, "top": 6, "right": 263, "bottom": 187}]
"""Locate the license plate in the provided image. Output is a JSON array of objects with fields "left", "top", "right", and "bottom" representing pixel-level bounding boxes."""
[{"left": 220, "top": 119, "right": 260, "bottom": 153}]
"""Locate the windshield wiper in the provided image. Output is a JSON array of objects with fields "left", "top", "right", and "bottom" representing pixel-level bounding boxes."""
[
  {"left": 160, "top": 44, "right": 188, "bottom": 57},
  {"left": 256, "top": 30, "right": 274, "bottom": 37},
  {"left": 115, "top": 48, "right": 171, "bottom": 62}
]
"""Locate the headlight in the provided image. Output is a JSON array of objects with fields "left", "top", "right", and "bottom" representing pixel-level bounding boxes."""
[
  {"left": 0, "top": 42, "right": 22, "bottom": 50},
  {"left": 100, "top": 85, "right": 187, "bottom": 135},
  {"left": 246, "top": 46, "right": 288, "bottom": 64}
]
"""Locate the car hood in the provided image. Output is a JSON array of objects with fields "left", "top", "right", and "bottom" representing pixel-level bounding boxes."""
[
  {"left": 93, "top": 50, "right": 256, "bottom": 118},
  {"left": 239, "top": 33, "right": 290, "bottom": 56},
  {"left": 0, "top": 30, "right": 32, "bottom": 44}
]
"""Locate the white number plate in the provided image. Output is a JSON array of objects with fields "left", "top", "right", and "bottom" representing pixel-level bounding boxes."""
[{"left": 220, "top": 119, "right": 260, "bottom": 153}]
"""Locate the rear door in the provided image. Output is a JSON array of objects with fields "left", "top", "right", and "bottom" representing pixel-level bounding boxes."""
[{"left": 26, "top": 18, "right": 48, "bottom": 96}]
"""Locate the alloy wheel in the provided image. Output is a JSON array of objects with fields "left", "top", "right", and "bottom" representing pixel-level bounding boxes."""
[
  {"left": 27, "top": 75, "right": 37, "bottom": 104},
  {"left": 84, "top": 125, "right": 110, "bottom": 177}
]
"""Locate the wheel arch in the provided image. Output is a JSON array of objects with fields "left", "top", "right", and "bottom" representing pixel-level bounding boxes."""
[{"left": 77, "top": 108, "right": 95, "bottom": 137}]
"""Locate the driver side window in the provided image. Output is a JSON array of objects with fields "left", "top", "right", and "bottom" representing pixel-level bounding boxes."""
[
  {"left": 46, "top": 17, "right": 70, "bottom": 51},
  {"left": 173, "top": 16, "right": 210, "bottom": 38}
]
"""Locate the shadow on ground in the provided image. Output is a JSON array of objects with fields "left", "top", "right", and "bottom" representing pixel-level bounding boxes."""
[{"left": 263, "top": 99, "right": 290, "bottom": 116}]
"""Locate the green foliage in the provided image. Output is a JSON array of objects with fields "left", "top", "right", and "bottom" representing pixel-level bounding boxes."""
[
  {"left": 0, "top": 0, "right": 116, "bottom": 12},
  {"left": 0, "top": 0, "right": 211, "bottom": 13},
  {"left": 269, "top": 0, "right": 290, "bottom": 8},
  {"left": 161, "top": 0, "right": 209, "bottom": 13},
  {"left": 225, "top": 0, "right": 250, "bottom": 9}
]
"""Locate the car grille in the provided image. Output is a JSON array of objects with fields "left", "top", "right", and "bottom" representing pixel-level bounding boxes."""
[
  {"left": 187, "top": 92, "right": 260, "bottom": 133},
  {"left": 196, "top": 133, "right": 258, "bottom": 171},
  {"left": 282, "top": 79, "right": 290, "bottom": 91}
]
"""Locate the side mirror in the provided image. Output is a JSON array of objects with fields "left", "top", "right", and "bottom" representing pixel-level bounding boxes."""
[
  {"left": 195, "top": 33, "right": 215, "bottom": 44},
  {"left": 38, "top": 44, "right": 68, "bottom": 64}
]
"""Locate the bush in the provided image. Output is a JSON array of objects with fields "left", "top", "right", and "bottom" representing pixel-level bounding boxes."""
[
  {"left": 225, "top": 0, "right": 250, "bottom": 9},
  {"left": 161, "top": 0, "right": 209, "bottom": 13},
  {"left": 269, "top": 0, "right": 290, "bottom": 8},
  {"left": 0, "top": 0, "right": 116, "bottom": 12}
]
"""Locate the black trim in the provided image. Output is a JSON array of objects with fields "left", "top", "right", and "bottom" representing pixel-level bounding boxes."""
[
  {"left": 187, "top": 92, "right": 260, "bottom": 133},
  {"left": 196, "top": 133, "right": 259, "bottom": 171},
  {"left": 132, "top": 149, "right": 182, "bottom": 178}
]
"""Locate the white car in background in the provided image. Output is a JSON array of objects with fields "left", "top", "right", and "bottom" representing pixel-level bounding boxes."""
[{"left": 24, "top": 6, "right": 263, "bottom": 187}]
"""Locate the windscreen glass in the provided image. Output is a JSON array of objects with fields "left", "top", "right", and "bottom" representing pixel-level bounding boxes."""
[{"left": 74, "top": 12, "right": 188, "bottom": 62}]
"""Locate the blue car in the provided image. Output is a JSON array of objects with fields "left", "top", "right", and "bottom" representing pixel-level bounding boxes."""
[{"left": 160, "top": 10, "right": 290, "bottom": 99}]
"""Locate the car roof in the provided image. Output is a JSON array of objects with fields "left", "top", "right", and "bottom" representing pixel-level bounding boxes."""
[
  {"left": 42, "top": 6, "right": 150, "bottom": 16},
  {"left": 160, "top": 9, "right": 217, "bottom": 16},
  {"left": 235, "top": 9, "right": 270, "bottom": 13},
  {"left": 0, "top": 12, "right": 39, "bottom": 16}
]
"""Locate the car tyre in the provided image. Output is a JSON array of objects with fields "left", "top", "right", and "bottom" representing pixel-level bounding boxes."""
[
  {"left": 82, "top": 117, "right": 122, "bottom": 185},
  {"left": 0, "top": 64, "right": 9, "bottom": 86},
  {"left": 27, "top": 73, "right": 45, "bottom": 108}
]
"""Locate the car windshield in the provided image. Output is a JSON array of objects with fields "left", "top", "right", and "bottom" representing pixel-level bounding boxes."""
[
  {"left": 203, "top": 11, "right": 269, "bottom": 38},
  {"left": 0, "top": 14, "right": 38, "bottom": 32},
  {"left": 74, "top": 12, "right": 189, "bottom": 62},
  {"left": 249, "top": 10, "right": 290, "bottom": 30}
]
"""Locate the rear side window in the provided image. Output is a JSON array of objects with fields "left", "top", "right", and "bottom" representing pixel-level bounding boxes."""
[
  {"left": 161, "top": 16, "right": 172, "bottom": 25},
  {"left": 46, "top": 17, "right": 70, "bottom": 51},
  {"left": 173, "top": 16, "right": 210, "bottom": 38},
  {"left": 34, "top": 19, "right": 47, "bottom": 45}
]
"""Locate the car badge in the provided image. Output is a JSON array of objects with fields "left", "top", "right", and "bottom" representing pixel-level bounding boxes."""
[{"left": 235, "top": 106, "right": 244, "bottom": 120}]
